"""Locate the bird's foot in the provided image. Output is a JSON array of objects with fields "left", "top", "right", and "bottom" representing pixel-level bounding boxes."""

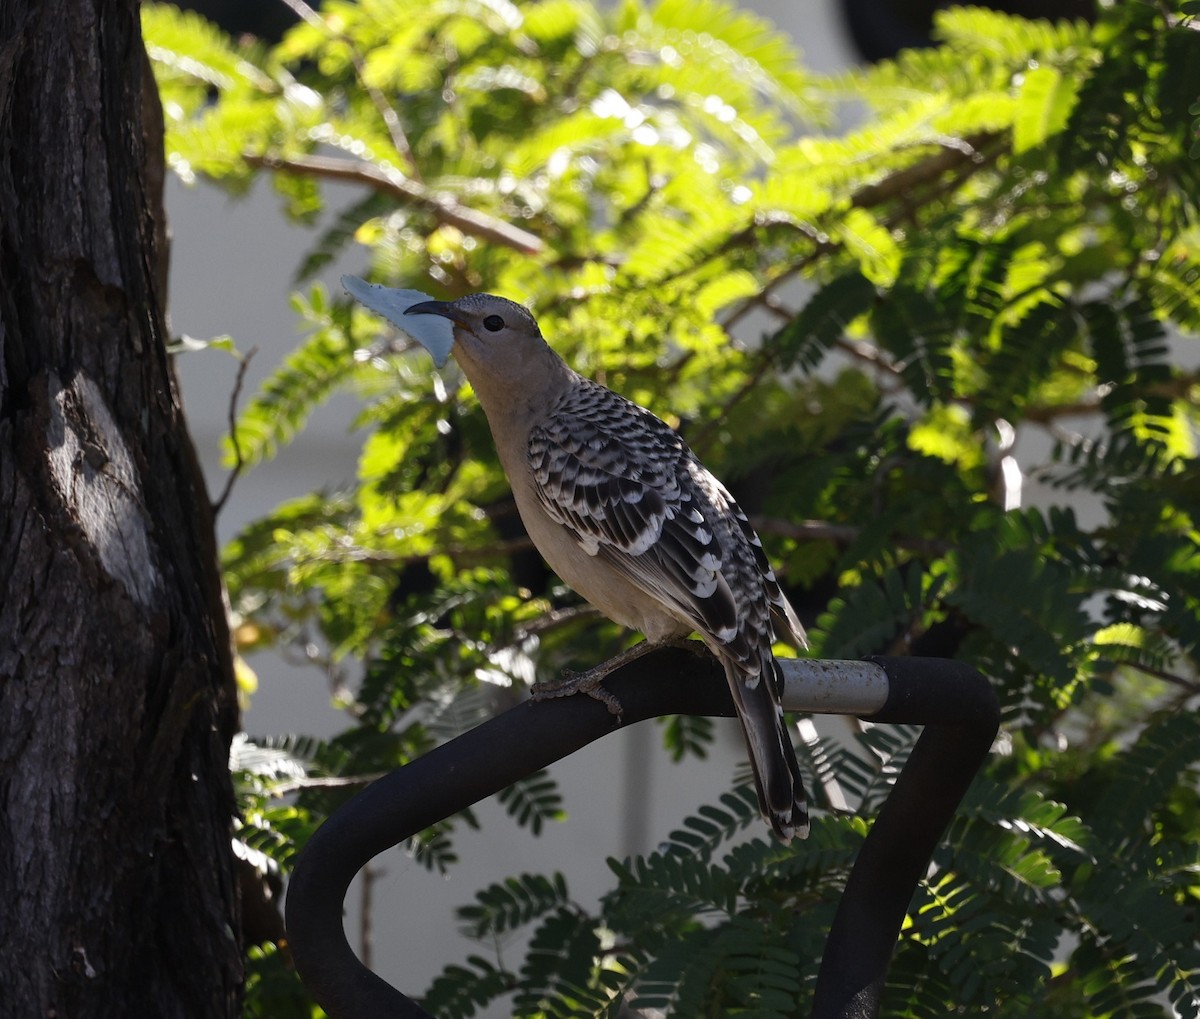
[
  {"left": 530, "top": 639, "right": 669, "bottom": 719},
  {"left": 532, "top": 665, "right": 625, "bottom": 717}
]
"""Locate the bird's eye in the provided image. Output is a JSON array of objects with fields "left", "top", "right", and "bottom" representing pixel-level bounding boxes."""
[{"left": 482, "top": 314, "right": 505, "bottom": 332}]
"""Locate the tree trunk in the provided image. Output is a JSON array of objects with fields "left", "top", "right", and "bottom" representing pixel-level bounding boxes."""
[{"left": 0, "top": 1, "right": 242, "bottom": 1015}]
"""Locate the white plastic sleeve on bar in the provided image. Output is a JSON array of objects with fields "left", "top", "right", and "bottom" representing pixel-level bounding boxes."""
[{"left": 778, "top": 658, "right": 890, "bottom": 717}]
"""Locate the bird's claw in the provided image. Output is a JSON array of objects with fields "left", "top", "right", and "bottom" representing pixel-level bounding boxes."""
[{"left": 531, "top": 669, "right": 625, "bottom": 720}]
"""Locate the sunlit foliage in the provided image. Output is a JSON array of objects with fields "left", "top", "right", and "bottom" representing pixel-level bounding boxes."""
[{"left": 146, "top": 1, "right": 1200, "bottom": 1014}]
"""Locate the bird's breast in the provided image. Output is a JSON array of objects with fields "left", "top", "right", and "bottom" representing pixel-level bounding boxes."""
[{"left": 506, "top": 464, "right": 689, "bottom": 643}]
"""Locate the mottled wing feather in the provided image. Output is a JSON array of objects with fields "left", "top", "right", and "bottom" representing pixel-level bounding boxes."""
[
  {"left": 527, "top": 379, "right": 738, "bottom": 641},
  {"left": 728, "top": 500, "right": 809, "bottom": 651}
]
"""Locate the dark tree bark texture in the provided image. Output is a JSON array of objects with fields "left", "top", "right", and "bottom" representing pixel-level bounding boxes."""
[{"left": 0, "top": 1, "right": 242, "bottom": 1015}]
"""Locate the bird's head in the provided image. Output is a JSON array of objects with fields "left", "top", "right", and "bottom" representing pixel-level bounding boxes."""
[
  {"left": 341, "top": 278, "right": 571, "bottom": 418},
  {"left": 404, "top": 293, "right": 545, "bottom": 370}
]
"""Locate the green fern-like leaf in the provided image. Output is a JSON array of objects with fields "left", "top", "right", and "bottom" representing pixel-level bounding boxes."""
[
  {"left": 946, "top": 531, "right": 1088, "bottom": 687},
  {"left": 871, "top": 285, "right": 957, "bottom": 404},
  {"left": 815, "top": 565, "right": 928, "bottom": 660},
  {"left": 295, "top": 193, "right": 391, "bottom": 284},
  {"left": 1145, "top": 246, "right": 1200, "bottom": 331},
  {"left": 654, "top": 786, "right": 762, "bottom": 860},
  {"left": 142, "top": 3, "right": 273, "bottom": 96},
  {"left": 1013, "top": 64, "right": 1082, "bottom": 153},
  {"left": 716, "top": 916, "right": 803, "bottom": 1017},
  {"left": 497, "top": 769, "right": 565, "bottom": 835},
  {"left": 629, "top": 931, "right": 721, "bottom": 1015},
  {"left": 1043, "top": 429, "right": 1177, "bottom": 491},
  {"left": 235, "top": 805, "right": 320, "bottom": 871},
  {"left": 231, "top": 732, "right": 322, "bottom": 789},
  {"left": 406, "top": 825, "right": 462, "bottom": 875},
  {"left": 932, "top": 5, "right": 1091, "bottom": 60},
  {"left": 851, "top": 723, "right": 921, "bottom": 814},
  {"left": 631, "top": 912, "right": 800, "bottom": 1019},
  {"left": 619, "top": 201, "right": 745, "bottom": 284},
  {"left": 243, "top": 941, "right": 322, "bottom": 1019},
  {"left": 608, "top": 851, "right": 740, "bottom": 920},
  {"left": 771, "top": 269, "right": 874, "bottom": 371},
  {"left": 976, "top": 291, "right": 1077, "bottom": 421},
  {"left": 657, "top": 712, "right": 715, "bottom": 762},
  {"left": 1084, "top": 296, "right": 1171, "bottom": 424},
  {"left": 420, "top": 956, "right": 515, "bottom": 1019},
  {"left": 935, "top": 232, "right": 1019, "bottom": 332},
  {"left": 1085, "top": 711, "right": 1200, "bottom": 847},
  {"left": 963, "top": 779, "right": 1094, "bottom": 861},
  {"left": 511, "top": 907, "right": 607, "bottom": 1018},
  {"left": 639, "top": 0, "right": 813, "bottom": 109},
  {"left": 457, "top": 872, "right": 572, "bottom": 939}
]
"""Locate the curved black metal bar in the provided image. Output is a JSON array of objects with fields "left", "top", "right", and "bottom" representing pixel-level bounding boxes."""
[
  {"left": 285, "top": 651, "right": 998, "bottom": 1019},
  {"left": 810, "top": 656, "right": 1000, "bottom": 1019},
  {"left": 285, "top": 646, "right": 733, "bottom": 1019}
]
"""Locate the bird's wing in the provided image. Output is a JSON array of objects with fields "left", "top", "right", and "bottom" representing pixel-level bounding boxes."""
[
  {"left": 527, "top": 379, "right": 739, "bottom": 642},
  {"left": 528, "top": 378, "right": 810, "bottom": 841},
  {"left": 728, "top": 502, "right": 809, "bottom": 650}
]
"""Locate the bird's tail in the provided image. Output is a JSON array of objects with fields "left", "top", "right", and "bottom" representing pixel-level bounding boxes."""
[{"left": 722, "top": 652, "right": 810, "bottom": 842}]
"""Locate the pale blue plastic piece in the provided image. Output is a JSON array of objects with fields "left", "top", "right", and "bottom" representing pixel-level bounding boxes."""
[{"left": 341, "top": 276, "right": 455, "bottom": 367}]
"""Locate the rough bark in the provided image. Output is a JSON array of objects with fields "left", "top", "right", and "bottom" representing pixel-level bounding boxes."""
[{"left": 0, "top": 1, "right": 242, "bottom": 1015}]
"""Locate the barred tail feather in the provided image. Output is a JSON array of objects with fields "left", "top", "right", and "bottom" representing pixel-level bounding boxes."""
[{"left": 722, "top": 653, "right": 810, "bottom": 842}]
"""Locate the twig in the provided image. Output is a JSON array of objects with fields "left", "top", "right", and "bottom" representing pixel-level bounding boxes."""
[
  {"left": 512, "top": 604, "right": 600, "bottom": 641},
  {"left": 1023, "top": 372, "right": 1199, "bottom": 424},
  {"left": 834, "top": 335, "right": 904, "bottom": 377},
  {"left": 271, "top": 773, "right": 387, "bottom": 796},
  {"left": 720, "top": 238, "right": 835, "bottom": 332},
  {"left": 1123, "top": 661, "right": 1200, "bottom": 696},
  {"left": 274, "top": 0, "right": 423, "bottom": 180},
  {"left": 696, "top": 134, "right": 1009, "bottom": 431},
  {"left": 310, "top": 533, "right": 538, "bottom": 567},
  {"left": 850, "top": 132, "right": 999, "bottom": 209},
  {"left": 274, "top": 0, "right": 325, "bottom": 29},
  {"left": 244, "top": 152, "right": 544, "bottom": 255},
  {"left": 360, "top": 862, "right": 377, "bottom": 970},
  {"left": 749, "top": 516, "right": 951, "bottom": 557},
  {"left": 1022, "top": 398, "right": 1104, "bottom": 423},
  {"left": 722, "top": 133, "right": 1003, "bottom": 333},
  {"left": 213, "top": 345, "right": 257, "bottom": 516},
  {"left": 689, "top": 348, "right": 780, "bottom": 450}
]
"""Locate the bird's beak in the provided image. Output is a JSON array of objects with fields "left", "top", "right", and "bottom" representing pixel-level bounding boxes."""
[
  {"left": 401, "top": 300, "right": 463, "bottom": 368},
  {"left": 340, "top": 277, "right": 458, "bottom": 368},
  {"left": 404, "top": 300, "right": 463, "bottom": 324}
]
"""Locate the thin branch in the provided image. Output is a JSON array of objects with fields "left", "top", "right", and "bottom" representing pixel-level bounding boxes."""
[
  {"left": 312, "top": 533, "right": 538, "bottom": 568},
  {"left": 834, "top": 335, "right": 904, "bottom": 377},
  {"left": 361, "top": 88, "right": 421, "bottom": 184},
  {"left": 213, "top": 345, "right": 257, "bottom": 516},
  {"left": 1024, "top": 372, "right": 1200, "bottom": 424},
  {"left": 271, "top": 772, "right": 386, "bottom": 796},
  {"left": 274, "top": 0, "right": 325, "bottom": 29},
  {"left": 244, "top": 152, "right": 544, "bottom": 255},
  {"left": 694, "top": 283, "right": 909, "bottom": 451},
  {"left": 512, "top": 603, "right": 600, "bottom": 642},
  {"left": 735, "top": 288, "right": 796, "bottom": 326},
  {"left": 1022, "top": 398, "right": 1105, "bottom": 424},
  {"left": 360, "top": 862, "right": 377, "bottom": 970},
  {"left": 850, "top": 132, "right": 999, "bottom": 209},
  {"left": 1123, "top": 661, "right": 1200, "bottom": 696},
  {"left": 750, "top": 515, "right": 951, "bottom": 557}
]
